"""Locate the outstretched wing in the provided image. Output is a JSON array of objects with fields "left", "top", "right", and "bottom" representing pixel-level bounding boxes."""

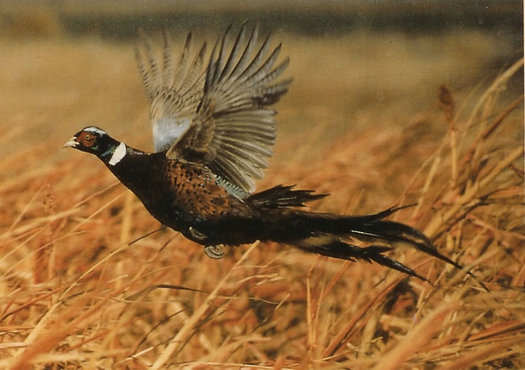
[
  {"left": 135, "top": 30, "right": 207, "bottom": 152},
  {"left": 136, "top": 24, "right": 291, "bottom": 197}
]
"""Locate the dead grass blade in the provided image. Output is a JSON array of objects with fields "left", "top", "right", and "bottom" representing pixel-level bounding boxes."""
[
  {"left": 372, "top": 302, "right": 460, "bottom": 370},
  {"left": 151, "top": 241, "right": 260, "bottom": 368}
]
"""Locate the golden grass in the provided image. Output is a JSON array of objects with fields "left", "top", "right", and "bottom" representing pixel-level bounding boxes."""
[{"left": 0, "top": 31, "right": 523, "bottom": 368}]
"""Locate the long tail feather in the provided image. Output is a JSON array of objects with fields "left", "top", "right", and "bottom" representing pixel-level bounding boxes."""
[
  {"left": 274, "top": 206, "right": 486, "bottom": 288},
  {"left": 297, "top": 240, "right": 430, "bottom": 282}
]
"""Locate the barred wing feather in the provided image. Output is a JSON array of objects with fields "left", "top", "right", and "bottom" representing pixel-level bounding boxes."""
[
  {"left": 167, "top": 24, "right": 291, "bottom": 195},
  {"left": 135, "top": 30, "right": 207, "bottom": 152},
  {"left": 136, "top": 24, "right": 291, "bottom": 196}
]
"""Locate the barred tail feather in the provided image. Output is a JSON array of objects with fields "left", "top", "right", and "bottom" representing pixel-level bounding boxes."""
[
  {"left": 281, "top": 207, "right": 485, "bottom": 288},
  {"left": 296, "top": 239, "right": 429, "bottom": 282}
]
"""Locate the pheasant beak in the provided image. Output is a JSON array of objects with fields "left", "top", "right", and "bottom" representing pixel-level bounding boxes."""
[{"left": 63, "top": 137, "right": 79, "bottom": 148}]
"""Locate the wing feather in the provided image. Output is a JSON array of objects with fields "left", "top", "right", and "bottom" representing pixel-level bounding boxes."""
[
  {"left": 211, "top": 156, "right": 252, "bottom": 191},
  {"left": 136, "top": 24, "right": 290, "bottom": 196},
  {"left": 218, "top": 24, "right": 248, "bottom": 82},
  {"left": 227, "top": 23, "right": 259, "bottom": 83},
  {"left": 162, "top": 31, "right": 176, "bottom": 89},
  {"left": 140, "top": 32, "right": 162, "bottom": 95},
  {"left": 136, "top": 30, "right": 207, "bottom": 151},
  {"left": 232, "top": 32, "right": 272, "bottom": 84},
  {"left": 177, "top": 41, "right": 206, "bottom": 96}
]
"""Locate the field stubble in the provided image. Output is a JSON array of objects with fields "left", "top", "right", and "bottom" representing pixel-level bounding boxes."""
[{"left": 0, "top": 30, "right": 523, "bottom": 368}]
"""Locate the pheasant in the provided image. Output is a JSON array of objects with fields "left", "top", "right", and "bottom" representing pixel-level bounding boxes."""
[{"left": 64, "top": 24, "right": 469, "bottom": 282}]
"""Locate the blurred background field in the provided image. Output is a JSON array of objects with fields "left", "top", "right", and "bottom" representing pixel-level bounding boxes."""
[{"left": 0, "top": 1, "right": 523, "bottom": 368}]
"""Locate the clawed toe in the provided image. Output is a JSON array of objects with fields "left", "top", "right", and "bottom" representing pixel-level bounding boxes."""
[{"left": 204, "top": 245, "right": 224, "bottom": 259}]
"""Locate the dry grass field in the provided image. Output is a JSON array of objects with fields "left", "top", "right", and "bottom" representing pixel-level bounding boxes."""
[{"left": 0, "top": 6, "right": 523, "bottom": 369}]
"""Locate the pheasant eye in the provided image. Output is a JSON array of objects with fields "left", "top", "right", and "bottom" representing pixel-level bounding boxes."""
[{"left": 79, "top": 132, "right": 96, "bottom": 147}]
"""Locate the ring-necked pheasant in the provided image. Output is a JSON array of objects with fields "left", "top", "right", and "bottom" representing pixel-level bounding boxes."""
[{"left": 64, "top": 24, "right": 469, "bottom": 282}]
